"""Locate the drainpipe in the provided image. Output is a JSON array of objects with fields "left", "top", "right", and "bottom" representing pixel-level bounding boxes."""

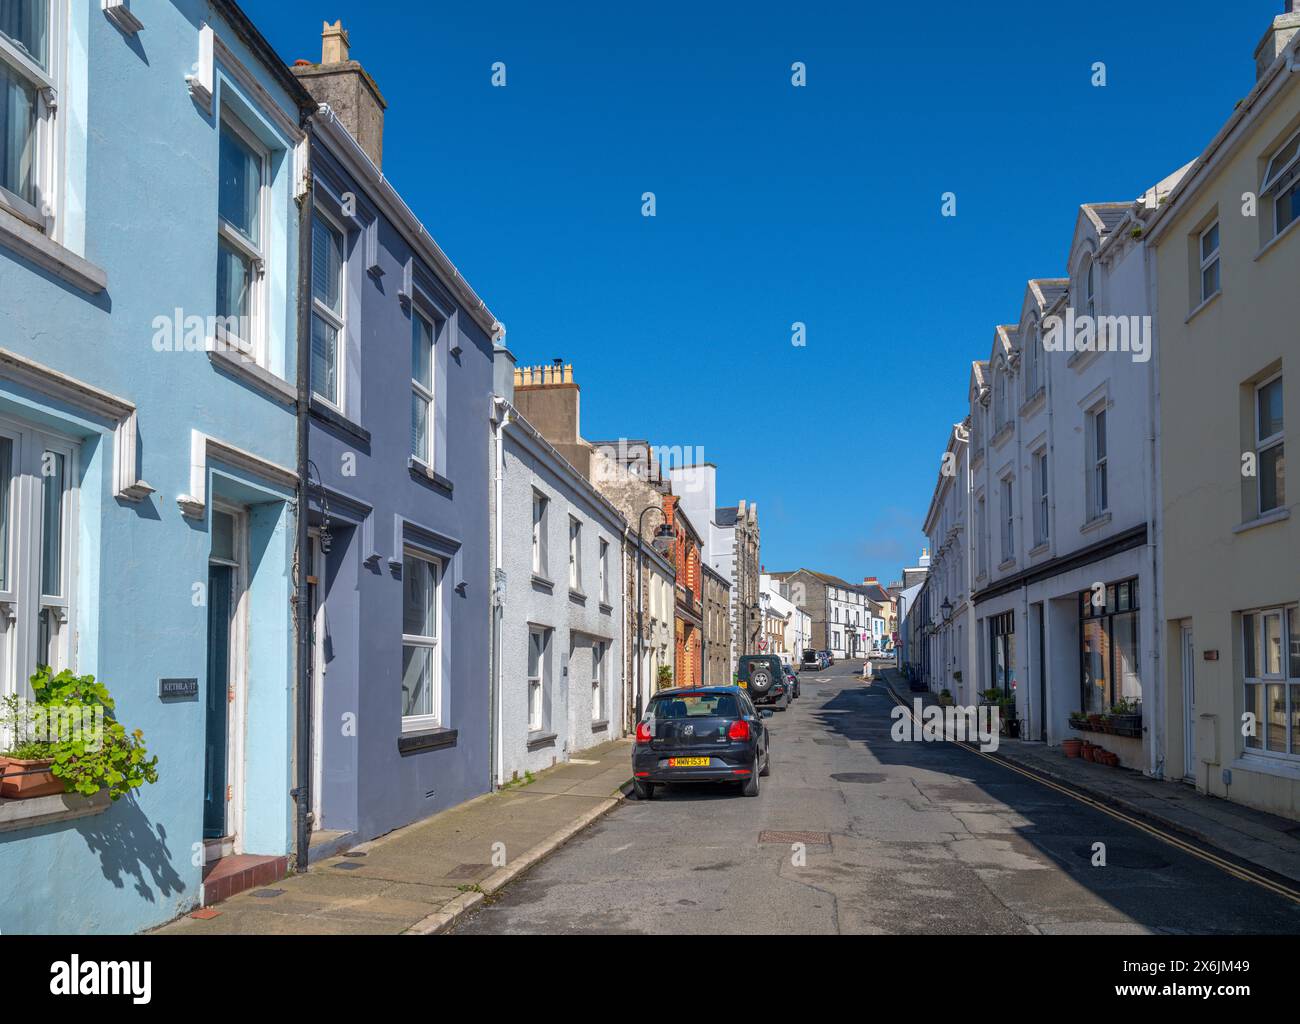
[
  {"left": 292, "top": 127, "right": 315, "bottom": 874},
  {"left": 490, "top": 398, "right": 510, "bottom": 789}
]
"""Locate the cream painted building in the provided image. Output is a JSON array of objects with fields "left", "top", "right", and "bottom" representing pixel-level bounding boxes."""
[{"left": 1144, "top": 6, "right": 1300, "bottom": 818}]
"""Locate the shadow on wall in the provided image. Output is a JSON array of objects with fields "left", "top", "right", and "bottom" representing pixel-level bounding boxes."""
[{"left": 76, "top": 798, "right": 187, "bottom": 908}]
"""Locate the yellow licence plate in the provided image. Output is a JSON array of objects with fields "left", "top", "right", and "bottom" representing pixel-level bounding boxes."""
[{"left": 669, "top": 757, "right": 710, "bottom": 767}]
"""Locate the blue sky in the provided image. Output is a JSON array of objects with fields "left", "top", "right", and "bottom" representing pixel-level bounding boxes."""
[{"left": 246, "top": 0, "right": 1283, "bottom": 583}]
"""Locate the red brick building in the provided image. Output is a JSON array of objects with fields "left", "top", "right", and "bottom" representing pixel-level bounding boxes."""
[{"left": 665, "top": 494, "right": 704, "bottom": 686}]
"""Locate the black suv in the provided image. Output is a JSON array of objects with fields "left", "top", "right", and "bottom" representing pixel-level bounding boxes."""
[{"left": 735, "top": 655, "right": 790, "bottom": 709}]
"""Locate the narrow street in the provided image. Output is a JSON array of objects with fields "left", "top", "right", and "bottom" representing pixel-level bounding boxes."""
[{"left": 455, "top": 662, "right": 1300, "bottom": 935}]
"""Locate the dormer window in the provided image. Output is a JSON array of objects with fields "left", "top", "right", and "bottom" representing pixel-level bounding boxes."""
[
  {"left": 1023, "top": 323, "right": 1041, "bottom": 399},
  {"left": 1081, "top": 256, "right": 1096, "bottom": 318},
  {"left": 994, "top": 368, "right": 1008, "bottom": 432}
]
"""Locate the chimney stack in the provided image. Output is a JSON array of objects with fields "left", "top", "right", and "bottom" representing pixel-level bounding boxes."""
[
  {"left": 293, "top": 21, "right": 388, "bottom": 168},
  {"left": 1254, "top": 2, "right": 1300, "bottom": 81}
]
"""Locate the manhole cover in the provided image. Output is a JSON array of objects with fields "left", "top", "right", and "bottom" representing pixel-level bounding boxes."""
[
  {"left": 342, "top": 851, "right": 367, "bottom": 858},
  {"left": 830, "top": 772, "right": 887, "bottom": 784},
  {"left": 759, "top": 830, "right": 831, "bottom": 846},
  {"left": 443, "top": 863, "right": 490, "bottom": 880},
  {"left": 1072, "top": 844, "right": 1171, "bottom": 870}
]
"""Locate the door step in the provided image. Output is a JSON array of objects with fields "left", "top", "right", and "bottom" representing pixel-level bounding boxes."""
[{"left": 201, "top": 854, "right": 289, "bottom": 907}]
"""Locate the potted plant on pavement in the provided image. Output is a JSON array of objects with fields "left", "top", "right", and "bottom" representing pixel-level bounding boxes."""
[{"left": 938, "top": 689, "right": 954, "bottom": 707}]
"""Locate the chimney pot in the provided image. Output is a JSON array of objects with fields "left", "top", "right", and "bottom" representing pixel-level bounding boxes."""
[{"left": 322, "top": 20, "right": 350, "bottom": 64}]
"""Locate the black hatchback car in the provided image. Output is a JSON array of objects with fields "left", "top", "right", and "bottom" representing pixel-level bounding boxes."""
[{"left": 633, "top": 687, "right": 772, "bottom": 799}]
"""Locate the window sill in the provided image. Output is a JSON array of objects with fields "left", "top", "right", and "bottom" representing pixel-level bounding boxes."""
[
  {"left": 599, "top": 601, "right": 614, "bottom": 615},
  {"left": 990, "top": 425, "right": 1014, "bottom": 449},
  {"left": 569, "top": 589, "right": 587, "bottom": 605},
  {"left": 1232, "top": 507, "right": 1291, "bottom": 535},
  {"left": 0, "top": 208, "right": 107, "bottom": 295},
  {"left": 1019, "top": 388, "right": 1046, "bottom": 416},
  {"left": 526, "top": 731, "right": 558, "bottom": 752},
  {"left": 1028, "top": 542, "right": 1050, "bottom": 558},
  {"left": 398, "top": 727, "right": 458, "bottom": 756},
  {"left": 998, "top": 558, "right": 1016, "bottom": 572},
  {"left": 408, "top": 458, "right": 453, "bottom": 494},
  {"left": 591, "top": 719, "right": 609, "bottom": 734},
  {"left": 310, "top": 398, "right": 370, "bottom": 446},
  {"left": 1080, "top": 512, "right": 1112, "bottom": 535},
  {"left": 1066, "top": 347, "right": 1102, "bottom": 371},
  {"left": 1185, "top": 289, "right": 1222, "bottom": 325},
  {"left": 531, "top": 573, "right": 555, "bottom": 593},
  {"left": 1230, "top": 754, "right": 1300, "bottom": 783},
  {"left": 1253, "top": 214, "right": 1300, "bottom": 263},
  {"left": 0, "top": 789, "right": 111, "bottom": 834},
  {"left": 208, "top": 347, "right": 296, "bottom": 405}
]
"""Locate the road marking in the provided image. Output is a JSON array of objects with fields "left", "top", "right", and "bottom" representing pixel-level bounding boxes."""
[{"left": 882, "top": 686, "right": 1300, "bottom": 907}]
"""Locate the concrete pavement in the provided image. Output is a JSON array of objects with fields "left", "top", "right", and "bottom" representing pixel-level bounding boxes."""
[
  {"left": 454, "top": 663, "right": 1300, "bottom": 934},
  {"left": 154, "top": 738, "right": 632, "bottom": 935}
]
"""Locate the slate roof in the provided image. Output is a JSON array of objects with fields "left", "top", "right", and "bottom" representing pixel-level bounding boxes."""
[{"left": 716, "top": 506, "right": 739, "bottom": 528}]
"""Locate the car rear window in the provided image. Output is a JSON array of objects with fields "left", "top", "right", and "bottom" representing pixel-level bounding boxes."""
[{"left": 648, "top": 694, "right": 740, "bottom": 719}]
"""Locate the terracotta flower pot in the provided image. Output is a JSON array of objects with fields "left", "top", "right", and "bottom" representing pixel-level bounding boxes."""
[
  {"left": 1062, "top": 738, "right": 1083, "bottom": 759},
  {"left": 1081, "top": 743, "right": 1094, "bottom": 762},
  {"left": 1, "top": 757, "right": 64, "bottom": 799}
]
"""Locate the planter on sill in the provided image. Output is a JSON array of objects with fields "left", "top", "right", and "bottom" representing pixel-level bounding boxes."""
[{"left": 0, "top": 756, "right": 65, "bottom": 800}]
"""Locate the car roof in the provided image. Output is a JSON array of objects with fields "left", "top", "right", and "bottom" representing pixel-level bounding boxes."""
[{"left": 651, "top": 685, "right": 747, "bottom": 698}]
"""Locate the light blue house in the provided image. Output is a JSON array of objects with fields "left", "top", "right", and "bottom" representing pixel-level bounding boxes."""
[{"left": 0, "top": 0, "right": 313, "bottom": 932}]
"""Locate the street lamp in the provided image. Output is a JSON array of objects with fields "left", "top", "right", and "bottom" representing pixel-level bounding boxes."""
[
  {"left": 635, "top": 505, "right": 674, "bottom": 723},
  {"left": 941, "top": 597, "right": 953, "bottom": 624}
]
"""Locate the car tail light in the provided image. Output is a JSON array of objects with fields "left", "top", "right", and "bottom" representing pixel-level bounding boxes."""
[
  {"left": 727, "top": 720, "right": 750, "bottom": 741},
  {"left": 636, "top": 722, "right": 653, "bottom": 744}
]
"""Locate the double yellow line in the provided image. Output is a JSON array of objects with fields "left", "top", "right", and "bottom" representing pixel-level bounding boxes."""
[{"left": 884, "top": 686, "right": 1300, "bottom": 907}]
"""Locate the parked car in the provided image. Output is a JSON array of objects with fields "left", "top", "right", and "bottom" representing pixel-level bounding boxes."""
[
  {"left": 633, "top": 686, "right": 773, "bottom": 799},
  {"left": 801, "top": 649, "right": 821, "bottom": 671},
  {"left": 736, "top": 654, "right": 790, "bottom": 708},
  {"left": 783, "top": 666, "right": 801, "bottom": 700}
]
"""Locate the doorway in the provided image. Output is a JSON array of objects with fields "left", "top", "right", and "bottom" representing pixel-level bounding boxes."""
[
  {"left": 204, "top": 505, "right": 246, "bottom": 854},
  {"left": 1182, "top": 623, "right": 1196, "bottom": 780}
]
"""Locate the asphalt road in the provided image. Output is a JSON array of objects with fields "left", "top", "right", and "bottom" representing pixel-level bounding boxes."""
[{"left": 454, "top": 662, "right": 1300, "bottom": 934}]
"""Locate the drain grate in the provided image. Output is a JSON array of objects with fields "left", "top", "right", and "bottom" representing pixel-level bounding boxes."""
[
  {"left": 759, "top": 830, "right": 831, "bottom": 846},
  {"left": 443, "top": 863, "right": 490, "bottom": 880}
]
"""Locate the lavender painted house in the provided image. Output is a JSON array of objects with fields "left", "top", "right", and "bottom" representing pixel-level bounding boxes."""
[{"left": 294, "top": 29, "right": 500, "bottom": 853}]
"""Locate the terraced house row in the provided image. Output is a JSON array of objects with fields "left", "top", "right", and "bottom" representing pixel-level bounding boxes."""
[
  {"left": 0, "top": 1, "right": 754, "bottom": 934},
  {"left": 907, "top": 2, "right": 1300, "bottom": 823}
]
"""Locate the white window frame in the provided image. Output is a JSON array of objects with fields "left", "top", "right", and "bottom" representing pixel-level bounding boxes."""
[
  {"left": 0, "top": 413, "right": 78, "bottom": 699},
  {"left": 527, "top": 626, "right": 546, "bottom": 733},
  {"left": 1033, "top": 447, "right": 1049, "bottom": 547},
  {"left": 994, "top": 370, "right": 1008, "bottom": 432},
  {"left": 531, "top": 491, "right": 548, "bottom": 576},
  {"left": 1000, "top": 476, "right": 1014, "bottom": 563},
  {"left": 1087, "top": 404, "right": 1109, "bottom": 520},
  {"left": 592, "top": 641, "right": 606, "bottom": 722},
  {"left": 1255, "top": 373, "right": 1284, "bottom": 515},
  {"left": 216, "top": 112, "right": 269, "bottom": 365},
  {"left": 1241, "top": 604, "right": 1300, "bottom": 760},
  {"left": 1024, "top": 325, "right": 1041, "bottom": 400},
  {"left": 598, "top": 537, "right": 609, "bottom": 605},
  {"left": 409, "top": 307, "right": 436, "bottom": 467},
  {"left": 1083, "top": 257, "right": 1096, "bottom": 319},
  {"left": 400, "top": 549, "right": 441, "bottom": 733},
  {"left": 1262, "top": 127, "right": 1300, "bottom": 237},
  {"left": 568, "top": 516, "right": 582, "bottom": 592},
  {"left": 976, "top": 494, "right": 988, "bottom": 576},
  {"left": 0, "top": 0, "right": 65, "bottom": 235},
  {"left": 309, "top": 202, "right": 348, "bottom": 410},
  {"left": 1198, "top": 221, "right": 1221, "bottom": 305}
]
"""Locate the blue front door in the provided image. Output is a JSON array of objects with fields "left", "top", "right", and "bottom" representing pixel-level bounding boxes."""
[{"left": 204, "top": 564, "right": 233, "bottom": 840}]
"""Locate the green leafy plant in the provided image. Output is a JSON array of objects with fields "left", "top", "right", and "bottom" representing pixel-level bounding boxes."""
[
  {"left": 1110, "top": 698, "right": 1139, "bottom": 716},
  {"left": 981, "top": 688, "right": 1002, "bottom": 704},
  {"left": 27, "top": 667, "right": 159, "bottom": 802},
  {"left": 938, "top": 689, "right": 954, "bottom": 707},
  {"left": 656, "top": 665, "right": 674, "bottom": 691}
]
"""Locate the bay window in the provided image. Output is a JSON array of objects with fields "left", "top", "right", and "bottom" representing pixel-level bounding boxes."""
[{"left": 400, "top": 551, "right": 440, "bottom": 731}]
